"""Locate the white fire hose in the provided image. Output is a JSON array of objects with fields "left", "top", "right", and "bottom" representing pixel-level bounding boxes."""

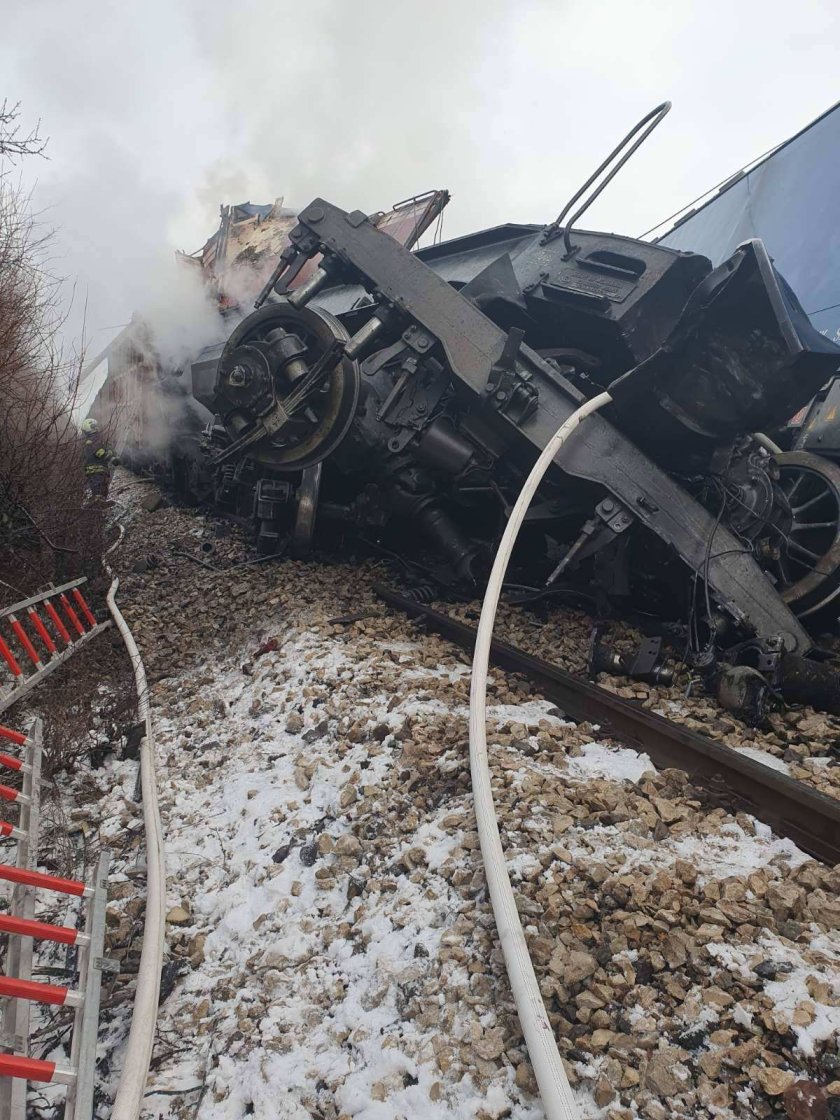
[
  {"left": 104, "top": 525, "right": 167, "bottom": 1120},
  {"left": 469, "top": 391, "right": 612, "bottom": 1120}
]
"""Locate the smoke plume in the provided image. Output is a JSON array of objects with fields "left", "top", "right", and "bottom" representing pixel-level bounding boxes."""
[{"left": 2, "top": 0, "right": 838, "bottom": 371}]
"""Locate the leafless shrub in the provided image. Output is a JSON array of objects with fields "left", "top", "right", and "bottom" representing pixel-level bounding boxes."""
[
  {"left": 0, "top": 112, "right": 94, "bottom": 594},
  {"left": 0, "top": 101, "right": 47, "bottom": 163},
  {"left": 0, "top": 105, "right": 134, "bottom": 771},
  {"left": 36, "top": 633, "right": 137, "bottom": 780}
]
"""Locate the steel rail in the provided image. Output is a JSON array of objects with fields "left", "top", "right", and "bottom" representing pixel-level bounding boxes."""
[
  {"left": 104, "top": 526, "right": 167, "bottom": 1120},
  {"left": 375, "top": 585, "right": 840, "bottom": 865}
]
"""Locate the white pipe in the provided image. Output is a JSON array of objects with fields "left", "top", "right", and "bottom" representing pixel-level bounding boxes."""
[
  {"left": 104, "top": 525, "right": 167, "bottom": 1120},
  {"left": 753, "top": 431, "right": 783, "bottom": 456},
  {"left": 469, "top": 391, "right": 612, "bottom": 1120}
]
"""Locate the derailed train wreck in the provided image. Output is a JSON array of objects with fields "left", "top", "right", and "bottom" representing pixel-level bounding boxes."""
[
  {"left": 181, "top": 192, "right": 840, "bottom": 711},
  {"left": 98, "top": 117, "right": 840, "bottom": 712}
]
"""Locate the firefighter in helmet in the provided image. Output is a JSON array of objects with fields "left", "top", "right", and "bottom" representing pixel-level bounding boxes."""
[{"left": 81, "top": 418, "right": 117, "bottom": 499}]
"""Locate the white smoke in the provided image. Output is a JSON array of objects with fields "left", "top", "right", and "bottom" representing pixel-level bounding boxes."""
[
  {"left": 134, "top": 261, "right": 227, "bottom": 373},
  {"left": 2, "top": 0, "right": 838, "bottom": 368}
]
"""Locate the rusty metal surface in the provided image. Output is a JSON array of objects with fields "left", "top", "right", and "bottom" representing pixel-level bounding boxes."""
[{"left": 375, "top": 584, "right": 840, "bottom": 866}]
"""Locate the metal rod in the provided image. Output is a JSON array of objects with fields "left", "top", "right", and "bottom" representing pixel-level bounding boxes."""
[
  {"left": 0, "top": 1054, "right": 76, "bottom": 1087},
  {"left": 0, "top": 977, "right": 79, "bottom": 1008},
  {"left": 65, "top": 850, "right": 110, "bottom": 1120},
  {"left": 0, "top": 915, "right": 87, "bottom": 947},
  {"left": 0, "top": 865, "right": 90, "bottom": 898},
  {"left": 543, "top": 102, "right": 672, "bottom": 254}
]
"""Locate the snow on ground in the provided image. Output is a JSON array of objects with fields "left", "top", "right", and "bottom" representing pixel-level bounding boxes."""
[
  {"left": 707, "top": 931, "right": 840, "bottom": 1058},
  {"left": 734, "top": 745, "right": 791, "bottom": 775},
  {"left": 564, "top": 742, "right": 654, "bottom": 785},
  {"left": 103, "top": 616, "right": 562, "bottom": 1119},
  {"left": 106, "top": 589, "right": 840, "bottom": 1119},
  {"left": 77, "top": 493, "right": 840, "bottom": 1119}
]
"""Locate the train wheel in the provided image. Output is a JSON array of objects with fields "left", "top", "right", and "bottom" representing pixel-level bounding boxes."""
[
  {"left": 216, "top": 301, "right": 360, "bottom": 472},
  {"left": 291, "top": 464, "right": 322, "bottom": 558},
  {"left": 772, "top": 451, "right": 840, "bottom": 618}
]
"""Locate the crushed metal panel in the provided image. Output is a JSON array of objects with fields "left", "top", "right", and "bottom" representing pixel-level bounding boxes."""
[{"left": 193, "top": 190, "right": 451, "bottom": 310}]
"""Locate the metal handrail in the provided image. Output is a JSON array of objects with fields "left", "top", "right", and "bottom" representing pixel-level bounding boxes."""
[{"left": 542, "top": 101, "right": 672, "bottom": 255}]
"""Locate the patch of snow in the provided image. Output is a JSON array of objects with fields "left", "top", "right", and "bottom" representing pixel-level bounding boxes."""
[
  {"left": 736, "top": 745, "right": 790, "bottom": 774},
  {"left": 564, "top": 741, "right": 654, "bottom": 784},
  {"left": 707, "top": 931, "right": 840, "bottom": 1056},
  {"left": 668, "top": 821, "right": 809, "bottom": 881},
  {"left": 134, "top": 621, "right": 578, "bottom": 1119}
]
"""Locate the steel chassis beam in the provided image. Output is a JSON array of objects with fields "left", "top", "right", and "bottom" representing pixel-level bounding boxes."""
[{"left": 290, "top": 199, "right": 810, "bottom": 653}]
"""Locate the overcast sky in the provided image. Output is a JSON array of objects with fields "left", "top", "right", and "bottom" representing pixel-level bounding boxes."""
[{"left": 2, "top": 0, "right": 839, "bottom": 360}]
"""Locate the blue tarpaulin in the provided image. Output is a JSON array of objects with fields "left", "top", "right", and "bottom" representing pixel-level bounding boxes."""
[{"left": 657, "top": 102, "right": 840, "bottom": 343}]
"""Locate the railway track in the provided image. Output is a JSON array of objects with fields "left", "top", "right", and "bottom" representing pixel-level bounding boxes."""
[{"left": 376, "top": 584, "right": 840, "bottom": 866}]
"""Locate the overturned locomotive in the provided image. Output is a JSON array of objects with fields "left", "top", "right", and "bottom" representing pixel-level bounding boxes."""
[{"left": 95, "top": 129, "right": 840, "bottom": 709}]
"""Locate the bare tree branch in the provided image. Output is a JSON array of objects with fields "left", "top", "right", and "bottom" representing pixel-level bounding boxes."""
[
  {"left": 0, "top": 100, "right": 48, "bottom": 162},
  {"left": 0, "top": 165, "right": 95, "bottom": 594}
]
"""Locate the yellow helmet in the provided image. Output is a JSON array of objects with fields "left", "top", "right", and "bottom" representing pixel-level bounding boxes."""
[{"left": 81, "top": 418, "right": 99, "bottom": 434}]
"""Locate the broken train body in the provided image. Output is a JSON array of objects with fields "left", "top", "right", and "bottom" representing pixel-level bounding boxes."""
[{"left": 97, "top": 193, "right": 840, "bottom": 708}]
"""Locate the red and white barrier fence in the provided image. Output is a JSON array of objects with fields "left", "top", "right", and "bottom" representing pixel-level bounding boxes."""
[{"left": 0, "top": 531, "right": 168, "bottom": 1119}]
